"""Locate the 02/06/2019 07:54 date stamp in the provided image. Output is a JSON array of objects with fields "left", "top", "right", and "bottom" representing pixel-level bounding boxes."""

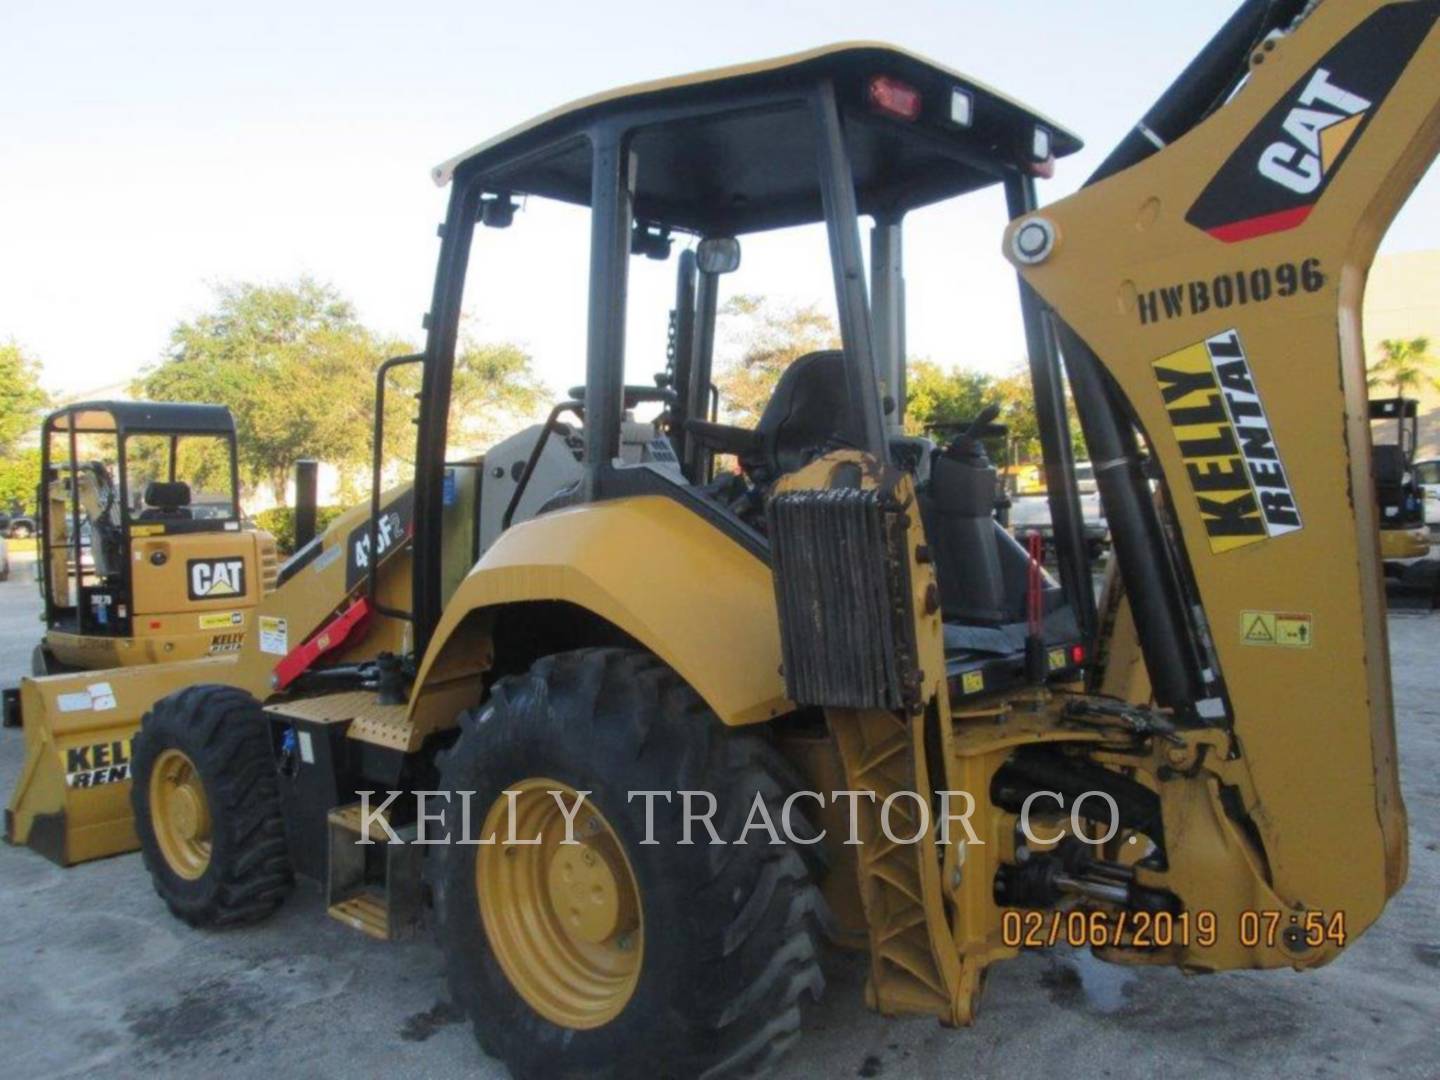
[{"left": 1000, "top": 908, "right": 1348, "bottom": 951}]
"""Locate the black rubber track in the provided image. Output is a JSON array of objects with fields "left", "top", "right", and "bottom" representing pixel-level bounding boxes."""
[
  {"left": 431, "top": 648, "right": 828, "bottom": 1079},
  {"left": 130, "top": 684, "right": 292, "bottom": 927}
]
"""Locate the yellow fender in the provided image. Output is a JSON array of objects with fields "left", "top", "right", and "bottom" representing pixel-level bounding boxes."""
[{"left": 414, "top": 496, "right": 791, "bottom": 728}]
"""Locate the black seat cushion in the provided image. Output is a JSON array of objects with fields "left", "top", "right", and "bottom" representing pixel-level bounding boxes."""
[
  {"left": 747, "top": 350, "right": 855, "bottom": 479},
  {"left": 1372, "top": 444, "right": 1407, "bottom": 485}
]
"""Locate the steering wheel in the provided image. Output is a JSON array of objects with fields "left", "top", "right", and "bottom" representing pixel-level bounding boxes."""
[
  {"left": 567, "top": 385, "right": 677, "bottom": 409},
  {"left": 929, "top": 403, "right": 1008, "bottom": 440}
]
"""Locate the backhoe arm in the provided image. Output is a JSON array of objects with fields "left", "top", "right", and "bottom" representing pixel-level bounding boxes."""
[{"left": 1007, "top": 0, "right": 1439, "bottom": 928}]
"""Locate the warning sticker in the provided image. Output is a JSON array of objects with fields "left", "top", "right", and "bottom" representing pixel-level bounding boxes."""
[
  {"left": 258, "top": 616, "right": 289, "bottom": 656},
  {"left": 1241, "top": 610, "right": 1313, "bottom": 648},
  {"left": 54, "top": 682, "right": 117, "bottom": 714},
  {"left": 1047, "top": 648, "right": 1066, "bottom": 671},
  {"left": 199, "top": 611, "right": 245, "bottom": 630},
  {"left": 56, "top": 691, "right": 91, "bottom": 713},
  {"left": 961, "top": 671, "right": 985, "bottom": 695},
  {"left": 1153, "top": 329, "right": 1301, "bottom": 553}
]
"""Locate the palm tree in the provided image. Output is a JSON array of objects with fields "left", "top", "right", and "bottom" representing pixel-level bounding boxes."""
[{"left": 1367, "top": 336, "right": 1437, "bottom": 398}]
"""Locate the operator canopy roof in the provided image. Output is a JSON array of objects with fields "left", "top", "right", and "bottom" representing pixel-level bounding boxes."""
[
  {"left": 435, "top": 43, "right": 1081, "bottom": 235},
  {"left": 45, "top": 401, "right": 237, "bottom": 437}
]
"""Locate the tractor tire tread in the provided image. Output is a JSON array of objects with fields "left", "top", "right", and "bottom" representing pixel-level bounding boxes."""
[
  {"left": 130, "top": 684, "right": 292, "bottom": 928},
  {"left": 434, "top": 647, "right": 826, "bottom": 1079}
]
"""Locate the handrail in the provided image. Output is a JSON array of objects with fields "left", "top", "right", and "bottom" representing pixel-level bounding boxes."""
[
  {"left": 502, "top": 400, "right": 583, "bottom": 531},
  {"left": 369, "top": 354, "right": 425, "bottom": 622}
]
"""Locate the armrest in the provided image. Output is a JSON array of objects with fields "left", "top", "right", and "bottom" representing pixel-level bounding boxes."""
[{"left": 683, "top": 419, "right": 763, "bottom": 457}]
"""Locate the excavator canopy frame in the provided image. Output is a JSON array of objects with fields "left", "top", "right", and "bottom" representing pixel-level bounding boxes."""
[{"left": 409, "top": 43, "right": 1088, "bottom": 659}]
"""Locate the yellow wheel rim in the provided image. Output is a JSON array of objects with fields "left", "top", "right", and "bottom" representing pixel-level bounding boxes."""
[
  {"left": 477, "top": 779, "right": 643, "bottom": 1029},
  {"left": 149, "top": 747, "right": 213, "bottom": 880}
]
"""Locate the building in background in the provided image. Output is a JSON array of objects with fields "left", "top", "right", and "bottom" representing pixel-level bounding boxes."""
[{"left": 1364, "top": 249, "right": 1440, "bottom": 458}]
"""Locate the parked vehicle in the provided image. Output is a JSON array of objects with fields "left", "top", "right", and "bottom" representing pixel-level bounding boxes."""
[
  {"left": 1369, "top": 398, "right": 1431, "bottom": 562},
  {"left": 26, "top": 401, "right": 275, "bottom": 675},
  {"left": 1005, "top": 460, "right": 1107, "bottom": 559},
  {"left": 1414, "top": 457, "right": 1440, "bottom": 529}
]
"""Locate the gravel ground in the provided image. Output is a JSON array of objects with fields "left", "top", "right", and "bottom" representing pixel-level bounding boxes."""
[{"left": 1, "top": 546, "right": 1437, "bottom": 1079}]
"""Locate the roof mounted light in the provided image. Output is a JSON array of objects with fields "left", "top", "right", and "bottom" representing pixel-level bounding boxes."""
[
  {"left": 868, "top": 75, "right": 922, "bottom": 121},
  {"left": 1028, "top": 125, "right": 1056, "bottom": 177},
  {"left": 1031, "top": 126, "right": 1052, "bottom": 161},
  {"left": 950, "top": 87, "right": 973, "bottom": 128}
]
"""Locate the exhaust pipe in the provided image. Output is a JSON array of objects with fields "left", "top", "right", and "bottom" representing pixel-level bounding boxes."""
[{"left": 294, "top": 459, "right": 319, "bottom": 549}]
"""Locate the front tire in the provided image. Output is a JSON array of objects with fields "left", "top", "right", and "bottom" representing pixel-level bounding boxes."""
[
  {"left": 432, "top": 648, "right": 826, "bottom": 1079},
  {"left": 130, "top": 685, "right": 292, "bottom": 926}
]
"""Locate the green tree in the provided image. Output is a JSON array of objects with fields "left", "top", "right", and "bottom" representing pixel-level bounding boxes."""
[
  {"left": 906, "top": 361, "right": 1087, "bottom": 465},
  {"left": 1368, "top": 336, "right": 1437, "bottom": 398},
  {"left": 713, "top": 296, "right": 840, "bottom": 426},
  {"left": 0, "top": 341, "right": 50, "bottom": 456},
  {"left": 706, "top": 297, "right": 1086, "bottom": 468},
  {"left": 386, "top": 336, "right": 550, "bottom": 463},
  {"left": 136, "top": 279, "right": 546, "bottom": 505},
  {"left": 0, "top": 447, "right": 42, "bottom": 514},
  {"left": 904, "top": 360, "right": 994, "bottom": 436},
  {"left": 138, "top": 278, "right": 378, "bottom": 503}
]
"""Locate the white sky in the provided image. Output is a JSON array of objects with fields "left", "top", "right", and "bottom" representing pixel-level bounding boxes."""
[{"left": 3, "top": 0, "right": 1436, "bottom": 400}]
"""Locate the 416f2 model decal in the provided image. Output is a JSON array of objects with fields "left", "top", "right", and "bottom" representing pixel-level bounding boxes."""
[{"left": 1187, "top": 1, "right": 1439, "bottom": 243}]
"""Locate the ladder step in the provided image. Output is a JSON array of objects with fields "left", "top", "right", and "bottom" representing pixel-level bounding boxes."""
[
  {"left": 327, "top": 811, "right": 422, "bottom": 941},
  {"left": 328, "top": 890, "right": 391, "bottom": 940},
  {"left": 328, "top": 802, "right": 397, "bottom": 843}
]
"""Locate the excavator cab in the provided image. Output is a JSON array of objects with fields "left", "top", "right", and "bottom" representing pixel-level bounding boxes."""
[
  {"left": 424, "top": 45, "right": 1095, "bottom": 708},
  {"left": 33, "top": 401, "right": 271, "bottom": 672}
]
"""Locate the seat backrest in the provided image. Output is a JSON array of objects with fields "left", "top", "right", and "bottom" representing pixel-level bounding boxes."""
[
  {"left": 750, "top": 350, "right": 855, "bottom": 478},
  {"left": 1372, "top": 444, "right": 1407, "bottom": 490},
  {"left": 139, "top": 481, "right": 193, "bottom": 521}
]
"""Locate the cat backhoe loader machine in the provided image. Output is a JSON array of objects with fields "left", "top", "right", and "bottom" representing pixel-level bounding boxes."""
[
  {"left": 27, "top": 401, "right": 275, "bottom": 675},
  {"left": 6, "top": 1, "right": 1431, "bottom": 1074}
]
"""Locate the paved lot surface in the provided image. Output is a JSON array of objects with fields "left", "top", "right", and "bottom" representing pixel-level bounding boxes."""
[{"left": 1, "top": 546, "right": 1437, "bottom": 1079}]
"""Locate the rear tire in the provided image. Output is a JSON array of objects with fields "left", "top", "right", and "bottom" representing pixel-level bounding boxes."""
[
  {"left": 432, "top": 648, "right": 826, "bottom": 1079},
  {"left": 130, "top": 685, "right": 292, "bottom": 926}
]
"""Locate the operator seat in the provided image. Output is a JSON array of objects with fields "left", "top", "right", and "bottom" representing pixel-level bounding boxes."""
[
  {"left": 138, "top": 481, "right": 194, "bottom": 521},
  {"left": 686, "top": 349, "right": 856, "bottom": 484}
]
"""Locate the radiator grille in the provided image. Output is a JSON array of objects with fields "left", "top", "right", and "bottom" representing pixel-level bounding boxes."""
[
  {"left": 258, "top": 536, "right": 280, "bottom": 595},
  {"left": 768, "top": 488, "right": 919, "bottom": 711}
]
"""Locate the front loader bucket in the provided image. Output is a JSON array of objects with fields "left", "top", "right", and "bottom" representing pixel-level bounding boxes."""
[{"left": 4, "top": 658, "right": 248, "bottom": 865}]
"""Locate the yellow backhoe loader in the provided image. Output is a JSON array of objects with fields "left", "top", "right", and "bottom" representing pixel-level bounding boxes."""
[{"left": 5, "top": 1, "right": 1431, "bottom": 1075}]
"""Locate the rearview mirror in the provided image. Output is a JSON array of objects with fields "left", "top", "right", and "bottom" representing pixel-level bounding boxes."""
[{"left": 696, "top": 236, "right": 741, "bottom": 275}]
